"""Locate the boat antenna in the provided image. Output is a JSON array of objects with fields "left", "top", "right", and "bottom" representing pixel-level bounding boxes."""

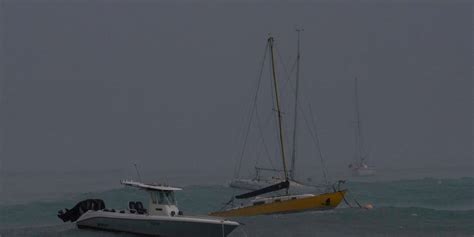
[
  {"left": 134, "top": 163, "right": 142, "bottom": 182},
  {"left": 290, "top": 27, "right": 303, "bottom": 181},
  {"left": 268, "top": 36, "right": 289, "bottom": 183}
]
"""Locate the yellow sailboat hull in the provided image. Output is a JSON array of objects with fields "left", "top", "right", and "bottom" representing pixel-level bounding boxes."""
[{"left": 210, "top": 190, "right": 347, "bottom": 217}]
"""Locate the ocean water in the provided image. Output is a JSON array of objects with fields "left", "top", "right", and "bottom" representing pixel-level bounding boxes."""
[{"left": 1, "top": 175, "right": 473, "bottom": 237}]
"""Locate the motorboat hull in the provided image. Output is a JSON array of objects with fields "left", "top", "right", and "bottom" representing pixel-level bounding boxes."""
[
  {"left": 210, "top": 190, "right": 347, "bottom": 217},
  {"left": 76, "top": 210, "right": 239, "bottom": 237}
]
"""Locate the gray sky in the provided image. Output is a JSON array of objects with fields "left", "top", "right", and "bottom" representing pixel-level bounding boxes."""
[{"left": 0, "top": 0, "right": 472, "bottom": 180}]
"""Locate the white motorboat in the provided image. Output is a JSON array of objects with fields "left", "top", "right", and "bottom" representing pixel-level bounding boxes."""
[{"left": 58, "top": 180, "right": 239, "bottom": 237}]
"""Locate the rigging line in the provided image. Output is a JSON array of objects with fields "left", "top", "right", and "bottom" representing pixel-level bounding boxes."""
[
  {"left": 274, "top": 45, "right": 299, "bottom": 153},
  {"left": 250, "top": 98, "right": 284, "bottom": 173},
  {"left": 272, "top": 43, "right": 295, "bottom": 116},
  {"left": 226, "top": 42, "right": 270, "bottom": 207},
  {"left": 274, "top": 49, "right": 297, "bottom": 152},
  {"left": 281, "top": 108, "right": 292, "bottom": 169},
  {"left": 285, "top": 89, "right": 331, "bottom": 185},
  {"left": 273, "top": 65, "right": 295, "bottom": 162},
  {"left": 233, "top": 41, "right": 269, "bottom": 179},
  {"left": 276, "top": 47, "right": 334, "bottom": 182},
  {"left": 275, "top": 46, "right": 298, "bottom": 102},
  {"left": 275, "top": 45, "right": 296, "bottom": 90},
  {"left": 274, "top": 43, "right": 297, "bottom": 170},
  {"left": 289, "top": 88, "right": 329, "bottom": 185},
  {"left": 253, "top": 141, "right": 262, "bottom": 171},
  {"left": 252, "top": 108, "right": 277, "bottom": 171},
  {"left": 290, "top": 28, "right": 303, "bottom": 180},
  {"left": 254, "top": 108, "right": 277, "bottom": 170},
  {"left": 274, "top": 41, "right": 319, "bottom": 130},
  {"left": 250, "top": 100, "right": 287, "bottom": 179},
  {"left": 274, "top": 45, "right": 331, "bottom": 185},
  {"left": 249, "top": 39, "right": 296, "bottom": 180},
  {"left": 308, "top": 104, "right": 330, "bottom": 185},
  {"left": 247, "top": 107, "right": 273, "bottom": 173}
]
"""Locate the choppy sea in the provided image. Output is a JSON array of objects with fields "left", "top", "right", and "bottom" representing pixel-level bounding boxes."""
[{"left": 1, "top": 170, "right": 473, "bottom": 237}]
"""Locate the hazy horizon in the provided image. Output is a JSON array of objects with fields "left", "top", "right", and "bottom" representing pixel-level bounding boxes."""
[{"left": 0, "top": 0, "right": 472, "bottom": 182}]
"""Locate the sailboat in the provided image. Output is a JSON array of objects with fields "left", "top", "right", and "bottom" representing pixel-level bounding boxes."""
[
  {"left": 229, "top": 29, "right": 307, "bottom": 191},
  {"left": 210, "top": 36, "right": 346, "bottom": 217},
  {"left": 349, "top": 78, "right": 376, "bottom": 176}
]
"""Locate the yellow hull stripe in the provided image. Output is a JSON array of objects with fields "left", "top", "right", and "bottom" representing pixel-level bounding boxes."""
[{"left": 210, "top": 190, "right": 347, "bottom": 217}]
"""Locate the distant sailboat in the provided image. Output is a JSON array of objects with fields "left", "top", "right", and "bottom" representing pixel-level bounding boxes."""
[
  {"left": 210, "top": 36, "right": 346, "bottom": 217},
  {"left": 349, "top": 78, "right": 376, "bottom": 176},
  {"left": 229, "top": 29, "right": 307, "bottom": 191}
]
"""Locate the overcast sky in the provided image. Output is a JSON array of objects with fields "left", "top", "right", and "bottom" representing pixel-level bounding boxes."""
[{"left": 0, "top": 0, "right": 472, "bottom": 180}]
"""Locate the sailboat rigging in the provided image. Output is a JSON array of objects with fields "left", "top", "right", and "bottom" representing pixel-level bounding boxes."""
[
  {"left": 229, "top": 29, "right": 307, "bottom": 191},
  {"left": 289, "top": 28, "right": 302, "bottom": 180},
  {"left": 270, "top": 36, "right": 289, "bottom": 183},
  {"left": 232, "top": 36, "right": 290, "bottom": 199},
  {"left": 349, "top": 77, "right": 376, "bottom": 176},
  {"left": 210, "top": 35, "right": 346, "bottom": 217}
]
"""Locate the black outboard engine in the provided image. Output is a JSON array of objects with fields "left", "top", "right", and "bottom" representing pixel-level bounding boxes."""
[
  {"left": 128, "top": 201, "right": 147, "bottom": 214},
  {"left": 135, "top": 201, "right": 147, "bottom": 214},
  {"left": 57, "top": 199, "right": 106, "bottom": 222}
]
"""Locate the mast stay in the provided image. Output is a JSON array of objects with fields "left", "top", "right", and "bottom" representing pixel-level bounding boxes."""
[
  {"left": 234, "top": 36, "right": 290, "bottom": 199},
  {"left": 272, "top": 31, "right": 331, "bottom": 185},
  {"left": 290, "top": 28, "right": 302, "bottom": 180}
]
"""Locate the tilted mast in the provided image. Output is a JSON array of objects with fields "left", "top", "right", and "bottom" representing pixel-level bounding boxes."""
[
  {"left": 268, "top": 37, "right": 289, "bottom": 182},
  {"left": 234, "top": 36, "right": 290, "bottom": 200},
  {"left": 290, "top": 28, "right": 302, "bottom": 180}
]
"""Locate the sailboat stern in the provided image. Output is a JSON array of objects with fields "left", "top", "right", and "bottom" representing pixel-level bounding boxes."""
[{"left": 210, "top": 190, "right": 347, "bottom": 217}]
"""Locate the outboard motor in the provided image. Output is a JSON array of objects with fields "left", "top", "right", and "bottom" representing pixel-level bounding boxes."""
[
  {"left": 58, "top": 199, "right": 106, "bottom": 222},
  {"left": 128, "top": 201, "right": 147, "bottom": 214},
  {"left": 135, "top": 201, "right": 147, "bottom": 214}
]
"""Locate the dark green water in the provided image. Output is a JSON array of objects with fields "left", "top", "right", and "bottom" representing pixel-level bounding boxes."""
[{"left": 1, "top": 177, "right": 473, "bottom": 236}]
